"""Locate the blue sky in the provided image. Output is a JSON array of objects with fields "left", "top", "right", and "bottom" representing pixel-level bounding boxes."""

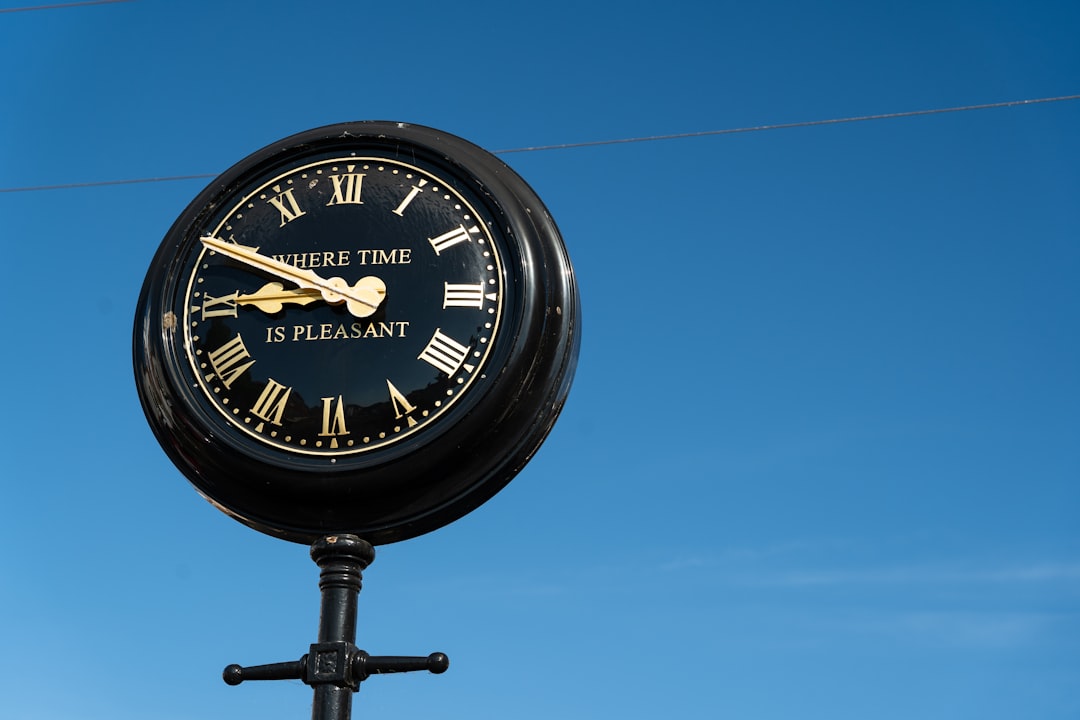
[{"left": 1, "top": 1, "right": 1078, "bottom": 718}]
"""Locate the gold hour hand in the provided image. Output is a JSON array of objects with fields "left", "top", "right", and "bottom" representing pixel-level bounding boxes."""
[
  {"left": 201, "top": 236, "right": 387, "bottom": 318},
  {"left": 237, "top": 282, "right": 322, "bottom": 314}
]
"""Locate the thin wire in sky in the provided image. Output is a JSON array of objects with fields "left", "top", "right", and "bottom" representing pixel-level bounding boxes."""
[
  {"left": 1, "top": 93, "right": 1078, "bottom": 193},
  {"left": 0, "top": 173, "right": 221, "bottom": 194},
  {"left": 493, "top": 94, "right": 1080, "bottom": 153},
  {"left": 0, "top": 0, "right": 132, "bottom": 13}
]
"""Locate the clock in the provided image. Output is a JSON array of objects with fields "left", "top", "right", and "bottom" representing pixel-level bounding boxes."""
[{"left": 134, "top": 121, "right": 580, "bottom": 545}]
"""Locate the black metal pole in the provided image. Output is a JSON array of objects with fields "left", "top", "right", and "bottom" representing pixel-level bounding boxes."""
[
  {"left": 222, "top": 534, "right": 447, "bottom": 718},
  {"left": 309, "top": 535, "right": 375, "bottom": 720}
]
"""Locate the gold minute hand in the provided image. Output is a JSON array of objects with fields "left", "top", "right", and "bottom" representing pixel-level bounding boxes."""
[{"left": 200, "top": 236, "right": 386, "bottom": 318}]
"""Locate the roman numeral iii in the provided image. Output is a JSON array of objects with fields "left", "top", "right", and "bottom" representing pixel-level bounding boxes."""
[{"left": 443, "top": 282, "right": 486, "bottom": 309}]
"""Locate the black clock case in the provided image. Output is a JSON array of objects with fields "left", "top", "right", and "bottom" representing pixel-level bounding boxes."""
[{"left": 134, "top": 121, "right": 580, "bottom": 545}]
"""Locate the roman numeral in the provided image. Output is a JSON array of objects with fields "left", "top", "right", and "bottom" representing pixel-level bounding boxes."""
[
  {"left": 319, "top": 395, "right": 349, "bottom": 447},
  {"left": 443, "top": 282, "right": 486, "bottom": 309},
  {"left": 205, "top": 334, "right": 255, "bottom": 388},
  {"left": 428, "top": 224, "right": 478, "bottom": 255},
  {"left": 267, "top": 186, "right": 306, "bottom": 226},
  {"left": 386, "top": 379, "right": 418, "bottom": 427},
  {"left": 418, "top": 329, "right": 471, "bottom": 376},
  {"left": 250, "top": 378, "right": 292, "bottom": 430},
  {"left": 392, "top": 178, "right": 428, "bottom": 216},
  {"left": 327, "top": 167, "right": 365, "bottom": 206},
  {"left": 199, "top": 291, "right": 238, "bottom": 320}
]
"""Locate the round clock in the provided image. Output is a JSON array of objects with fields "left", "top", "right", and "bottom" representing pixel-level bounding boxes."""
[{"left": 134, "top": 121, "right": 580, "bottom": 545}]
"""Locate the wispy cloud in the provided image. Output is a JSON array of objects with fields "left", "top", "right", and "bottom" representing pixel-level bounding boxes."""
[
  {"left": 656, "top": 540, "right": 1080, "bottom": 593},
  {"left": 739, "top": 563, "right": 1080, "bottom": 588},
  {"left": 833, "top": 608, "right": 1072, "bottom": 650}
]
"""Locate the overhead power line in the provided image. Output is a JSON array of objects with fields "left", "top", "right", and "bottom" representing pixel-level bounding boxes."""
[
  {"left": 1, "top": 93, "right": 1078, "bottom": 194},
  {"left": 0, "top": 173, "right": 220, "bottom": 194},
  {"left": 493, "top": 94, "right": 1080, "bottom": 153},
  {"left": 0, "top": 0, "right": 133, "bottom": 13}
]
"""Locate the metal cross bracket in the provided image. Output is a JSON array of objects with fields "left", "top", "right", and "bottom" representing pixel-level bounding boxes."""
[
  {"left": 222, "top": 535, "right": 449, "bottom": 720},
  {"left": 223, "top": 644, "right": 448, "bottom": 690}
]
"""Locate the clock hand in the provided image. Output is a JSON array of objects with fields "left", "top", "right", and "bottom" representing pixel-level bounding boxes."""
[
  {"left": 236, "top": 282, "right": 322, "bottom": 314},
  {"left": 201, "top": 236, "right": 386, "bottom": 318}
]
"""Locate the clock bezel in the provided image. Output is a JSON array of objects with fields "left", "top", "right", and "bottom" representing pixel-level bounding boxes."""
[{"left": 134, "top": 121, "right": 580, "bottom": 545}]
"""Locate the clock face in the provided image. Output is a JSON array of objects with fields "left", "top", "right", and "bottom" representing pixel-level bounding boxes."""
[
  {"left": 135, "top": 122, "right": 579, "bottom": 545},
  {"left": 183, "top": 156, "right": 505, "bottom": 457}
]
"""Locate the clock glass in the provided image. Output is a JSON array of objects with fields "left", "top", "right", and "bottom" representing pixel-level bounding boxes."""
[{"left": 181, "top": 155, "right": 505, "bottom": 457}]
